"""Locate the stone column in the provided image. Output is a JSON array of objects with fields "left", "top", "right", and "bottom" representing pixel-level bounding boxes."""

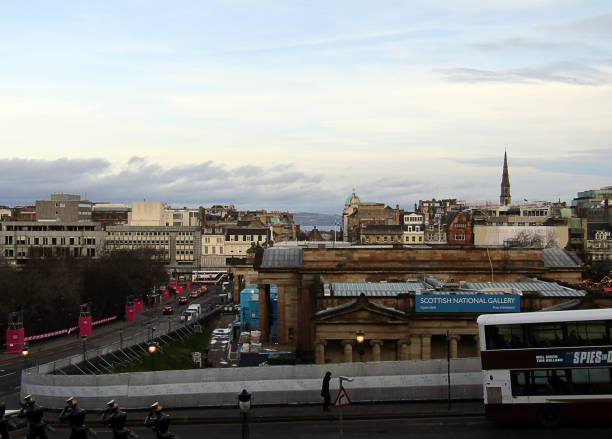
[
  {"left": 257, "top": 283, "right": 270, "bottom": 342},
  {"left": 449, "top": 334, "right": 460, "bottom": 359},
  {"left": 315, "top": 340, "right": 327, "bottom": 364},
  {"left": 421, "top": 334, "right": 431, "bottom": 360},
  {"left": 342, "top": 340, "right": 353, "bottom": 363},
  {"left": 397, "top": 340, "right": 410, "bottom": 361},
  {"left": 410, "top": 334, "right": 421, "bottom": 360},
  {"left": 370, "top": 340, "right": 383, "bottom": 362}
]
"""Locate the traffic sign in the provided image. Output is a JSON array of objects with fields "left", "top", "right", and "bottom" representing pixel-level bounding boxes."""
[{"left": 333, "top": 386, "right": 351, "bottom": 408}]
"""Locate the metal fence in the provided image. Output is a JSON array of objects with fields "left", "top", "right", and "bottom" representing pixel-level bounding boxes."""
[{"left": 26, "top": 304, "right": 225, "bottom": 376}]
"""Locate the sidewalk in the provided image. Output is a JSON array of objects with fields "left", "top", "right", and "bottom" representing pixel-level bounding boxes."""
[{"left": 90, "top": 400, "right": 485, "bottom": 426}]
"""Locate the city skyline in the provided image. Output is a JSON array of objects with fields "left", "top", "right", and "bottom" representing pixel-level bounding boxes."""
[{"left": 1, "top": 1, "right": 611, "bottom": 213}]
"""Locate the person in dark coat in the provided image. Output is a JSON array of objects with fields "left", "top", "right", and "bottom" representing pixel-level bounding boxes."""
[
  {"left": 59, "top": 397, "right": 92, "bottom": 439},
  {"left": 18, "top": 394, "right": 49, "bottom": 439},
  {"left": 101, "top": 400, "right": 135, "bottom": 439},
  {"left": 321, "top": 371, "right": 332, "bottom": 411},
  {"left": 0, "top": 401, "right": 11, "bottom": 439},
  {"left": 144, "top": 402, "right": 177, "bottom": 439}
]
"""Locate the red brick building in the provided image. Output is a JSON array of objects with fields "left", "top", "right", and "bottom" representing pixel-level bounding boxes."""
[{"left": 446, "top": 211, "right": 472, "bottom": 245}]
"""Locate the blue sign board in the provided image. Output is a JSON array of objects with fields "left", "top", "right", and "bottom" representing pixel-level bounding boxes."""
[
  {"left": 415, "top": 294, "right": 520, "bottom": 313},
  {"left": 532, "top": 348, "right": 612, "bottom": 368}
]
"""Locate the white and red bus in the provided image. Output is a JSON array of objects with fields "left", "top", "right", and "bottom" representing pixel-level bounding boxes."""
[
  {"left": 192, "top": 270, "right": 229, "bottom": 285},
  {"left": 478, "top": 308, "right": 612, "bottom": 427}
]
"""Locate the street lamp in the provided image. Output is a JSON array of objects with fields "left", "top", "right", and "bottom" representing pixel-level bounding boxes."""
[
  {"left": 355, "top": 330, "right": 365, "bottom": 361},
  {"left": 81, "top": 336, "right": 87, "bottom": 362},
  {"left": 21, "top": 343, "right": 29, "bottom": 368},
  {"left": 238, "top": 389, "right": 251, "bottom": 439}
]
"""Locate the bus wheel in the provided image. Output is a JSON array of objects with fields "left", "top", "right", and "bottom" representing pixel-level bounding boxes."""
[{"left": 537, "top": 406, "right": 562, "bottom": 428}]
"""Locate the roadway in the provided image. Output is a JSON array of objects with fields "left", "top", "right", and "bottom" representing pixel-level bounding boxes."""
[
  {"left": 0, "top": 284, "right": 226, "bottom": 405},
  {"left": 33, "top": 415, "right": 612, "bottom": 439}
]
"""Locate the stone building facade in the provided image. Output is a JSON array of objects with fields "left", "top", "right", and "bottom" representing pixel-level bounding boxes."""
[{"left": 254, "top": 246, "right": 583, "bottom": 362}]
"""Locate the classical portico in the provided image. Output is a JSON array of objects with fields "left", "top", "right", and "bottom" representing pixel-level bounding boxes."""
[{"left": 312, "top": 294, "right": 479, "bottom": 363}]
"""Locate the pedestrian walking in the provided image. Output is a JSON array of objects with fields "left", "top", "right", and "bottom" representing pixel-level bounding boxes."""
[
  {"left": 101, "top": 400, "right": 136, "bottom": 439},
  {"left": 0, "top": 401, "right": 11, "bottom": 439},
  {"left": 144, "top": 402, "right": 178, "bottom": 439},
  {"left": 19, "top": 394, "right": 53, "bottom": 439},
  {"left": 321, "top": 371, "right": 332, "bottom": 411},
  {"left": 60, "top": 397, "right": 95, "bottom": 439}
]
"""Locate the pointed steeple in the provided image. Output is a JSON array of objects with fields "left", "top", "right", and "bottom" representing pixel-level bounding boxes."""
[{"left": 500, "top": 150, "right": 511, "bottom": 205}]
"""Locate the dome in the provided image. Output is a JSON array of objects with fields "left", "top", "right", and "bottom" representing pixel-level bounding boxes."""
[{"left": 345, "top": 191, "right": 361, "bottom": 206}]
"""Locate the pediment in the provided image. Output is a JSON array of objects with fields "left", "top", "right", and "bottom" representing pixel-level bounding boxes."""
[{"left": 314, "top": 294, "right": 409, "bottom": 322}]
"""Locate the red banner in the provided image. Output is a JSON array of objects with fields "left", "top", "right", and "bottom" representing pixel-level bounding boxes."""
[
  {"left": 176, "top": 285, "right": 183, "bottom": 294},
  {"left": 186, "top": 281, "right": 192, "bottom": 291},
  {"left": 162, "top": 289, "right": 170, "bottom": 301},
  {"left": 78, "top": 316, "right": 93, "bottom": 337},
  {"left": 125, "top": 305, "right": 136, "bottom": 321},
  {"left": 5, "top": 328, "right": 25, "bottom": 353},
  {"left": 134, "top": 297, "right": 144, "bottom": 312}
]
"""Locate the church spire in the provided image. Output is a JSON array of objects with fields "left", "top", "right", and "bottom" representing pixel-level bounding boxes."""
[{"left": 500, "top": 150, "right": 511, "bottom": 205}]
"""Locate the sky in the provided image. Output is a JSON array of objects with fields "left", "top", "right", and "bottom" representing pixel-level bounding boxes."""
[{"left": 1, "top": 0, "right": 611, "bottom": 214}]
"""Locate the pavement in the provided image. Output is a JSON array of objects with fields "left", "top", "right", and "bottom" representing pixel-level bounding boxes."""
[{"left": 58, "top": 400, "right": 485, "bottom": 426}]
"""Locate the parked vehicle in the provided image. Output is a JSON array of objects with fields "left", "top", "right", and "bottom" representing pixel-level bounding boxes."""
[
  {"left": 177, "top": 296, "right": 188, "bottom": 304},
  {"left": 188, "top": 290, "right": 200, "bottom": 298},
  {"left": 162, "top": 306, "right": 174, "bottom": 315}
]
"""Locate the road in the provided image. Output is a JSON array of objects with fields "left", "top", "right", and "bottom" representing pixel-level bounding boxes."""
[
  {"left": 27, "top": 416, "right": 612, "bottom": 439},
  {"left": 0, "top": 284, "right": 227, "bottom": 403}
]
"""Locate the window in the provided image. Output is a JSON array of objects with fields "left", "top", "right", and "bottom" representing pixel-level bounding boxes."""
[
  {"left": 454, "top": 234, "right": 465, "bottom": 241},
  {"left": 526, "top": 323, "right": 564, "bottom": 347}
]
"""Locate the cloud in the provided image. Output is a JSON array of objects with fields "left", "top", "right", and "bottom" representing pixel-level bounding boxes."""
[
  {"left": 549, "top": 13, "right": 612, "bottom": 39},
  {"left": 471, "top": 37, "right": 561, "bottom": 51},
  {"left": 454, "top": 149, "right": 611, "bottom": 178},
  {"left": 440, "top": 61, "right": 612, "bottom": 85}
]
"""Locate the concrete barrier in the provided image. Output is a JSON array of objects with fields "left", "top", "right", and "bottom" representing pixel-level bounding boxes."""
[{"left": 22, "top": 358, "right": 483, "bottom": 410}]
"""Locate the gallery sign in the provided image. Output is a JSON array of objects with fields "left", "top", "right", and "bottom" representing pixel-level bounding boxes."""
[{"left": 415, "top": 294, "right": 520, "bottom": 313}]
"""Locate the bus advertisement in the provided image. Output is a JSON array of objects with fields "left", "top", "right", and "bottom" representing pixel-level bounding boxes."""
[
  {"left": 192, "top": 270, "right": 229, "bottom": 285},
  {"left": 478, "top": 308, "right": 612, "bottom": 427}
]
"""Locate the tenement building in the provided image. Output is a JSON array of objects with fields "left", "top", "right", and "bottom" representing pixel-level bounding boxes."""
[{"left": 253, "top": 245, "right": 585, "bottom": 363}]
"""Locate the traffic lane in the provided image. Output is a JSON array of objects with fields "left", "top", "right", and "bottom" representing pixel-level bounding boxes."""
[{"left": 44, "top": 416, "right": 612, "bottom": 439}]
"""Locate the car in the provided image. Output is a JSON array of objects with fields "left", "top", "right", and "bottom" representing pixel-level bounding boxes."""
[
  {"left": 162, "top": 306, "right": 174, "bottom": 315},
  {"left": 203, "top": 286, "right": 209, "bottom": 293},
  {"left": 177, "top": 296, "right": 188, "bottom": 304},
  {"left": 188, "top": 290, "right": 200, "bottom": 298}
]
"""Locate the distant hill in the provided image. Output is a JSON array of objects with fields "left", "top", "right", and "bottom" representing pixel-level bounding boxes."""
[{"left": 293, "top": 212, "right": 342, "bottom": 227}]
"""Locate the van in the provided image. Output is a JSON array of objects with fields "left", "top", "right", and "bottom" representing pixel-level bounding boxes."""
[
  {"left": 180, "top": 310, "right": 197, "bottom": 322},
  {"left": 187, "top": 303, "right": 201, "bottom": 315}
]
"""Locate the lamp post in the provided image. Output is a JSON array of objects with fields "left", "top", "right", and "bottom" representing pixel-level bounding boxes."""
[
  {"left": 355, "top": 330, "right": 365, "bottom": 362},
  {"left": 81, "top": 335, "right": 87, "bottom": 362},
  {"left": 21, "top": 343, "right": 29, "bottom": 368},
  {"left": 119, "top": 327, "right": 124, "bottom": 349},
  {"left": 238, "top": 389, "right": 251, "bottom": 439}
]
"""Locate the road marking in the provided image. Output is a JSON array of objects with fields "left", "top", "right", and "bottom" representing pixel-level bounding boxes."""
[{"left": 0, "top": 372, "right": 16, "bottom": 379}]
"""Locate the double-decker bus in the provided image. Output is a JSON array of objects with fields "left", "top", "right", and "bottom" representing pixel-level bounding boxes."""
[
  {"left": 192, "top": 270, "right": 229, "bottom": 285},
  {"left": 478, "top": 309, "right": 612, "bottom": 426}
]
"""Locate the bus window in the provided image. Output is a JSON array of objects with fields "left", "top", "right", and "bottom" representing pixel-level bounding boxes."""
[
  {"left": 532, "top": 370, "right": 553, "bottom": 395},
  {"left": 526, "top": 323, "right": 564, "bottom": 348},
  {"left": 588, "top": 368, "right": 612, "bottom": 394},
  {"left": 485, "top": 324, "right": 524, "bottom": 349},
  {"left": 510, "top": 370, "right": 528, "bottom": 396},
  {"left": 567, "top": 321, "right": 607, "bottom": 346},
  {"left": 549, "top": 369, "right": 568, "bottom": 394},
  {"left": 571, "top": 368, "right": 612, "bottom": 395}
]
